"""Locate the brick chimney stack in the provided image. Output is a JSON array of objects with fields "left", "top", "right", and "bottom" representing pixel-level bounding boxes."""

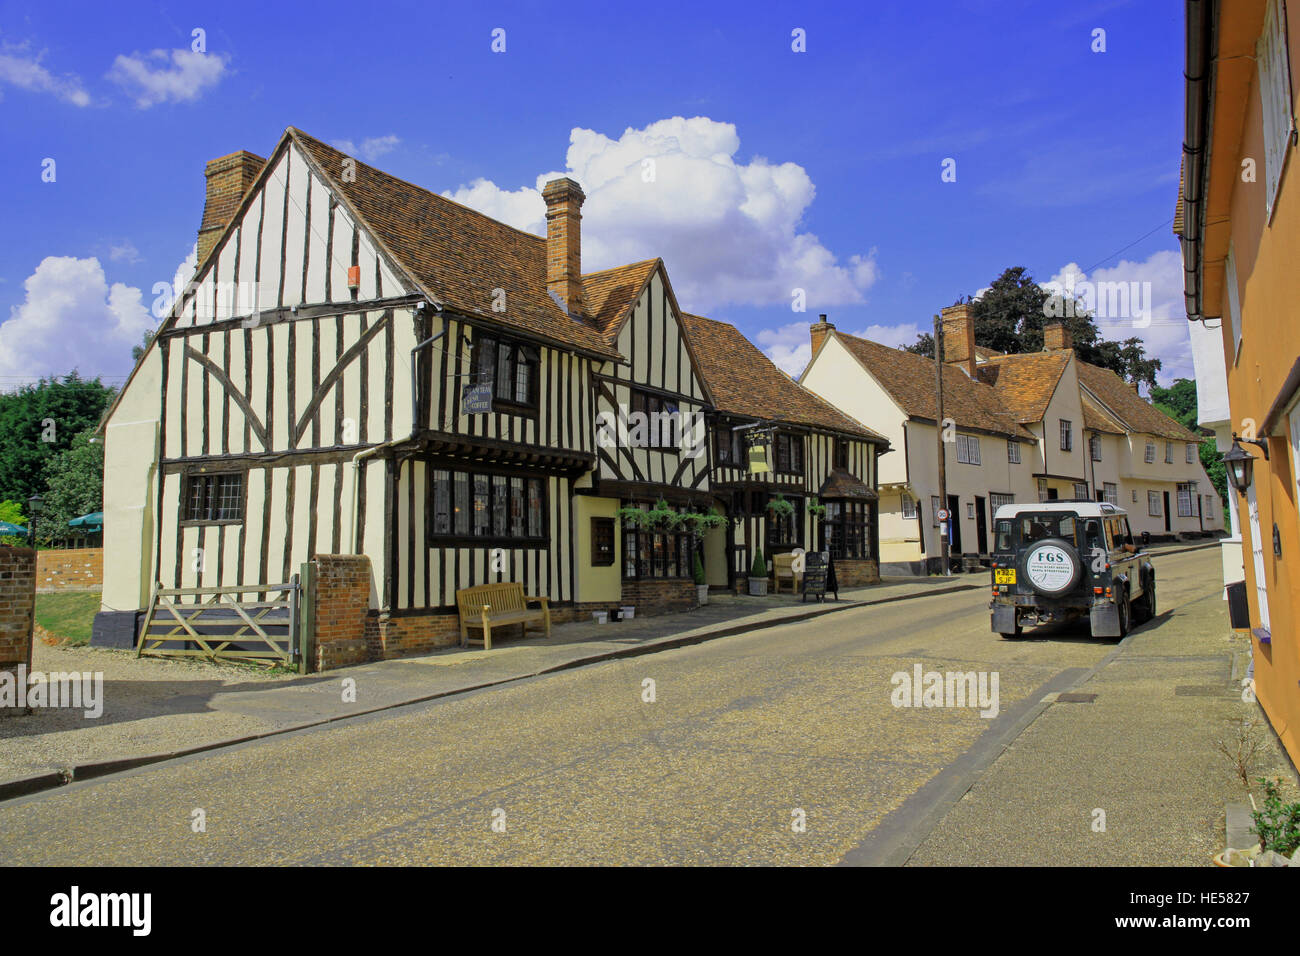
[
  {"left": 940, "top": 303, "right": 977, "bottom": 378},
  {"left": 810, "top": 314, "right": 835, "bottom": 356},
  {"left": 1044, "top": 321, "right": 1073, "bottom": 351},
  {"left": 198, "top": 151, "right": 266, "bottom": 263},
  {"left": 543, "top": 177, "right": 587, "bottom": 316}
]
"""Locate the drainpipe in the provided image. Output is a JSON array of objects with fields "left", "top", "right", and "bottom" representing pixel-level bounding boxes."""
[{"left": 1182, "top": 0, "right": 1214, "bottom": 323}]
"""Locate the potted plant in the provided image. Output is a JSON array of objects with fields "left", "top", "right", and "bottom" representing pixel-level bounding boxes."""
[
  {"left": 693, "top": 552, "right": 708, "bottom": 605},
  {"left": 748, "top": 548, "right": 768, "bottom": 596},
  {"left": 807, "top": 496, "right": 827, "bottom": 547}
]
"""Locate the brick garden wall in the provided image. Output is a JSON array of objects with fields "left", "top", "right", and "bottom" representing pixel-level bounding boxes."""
[
  {"left": 619, "top": 578, "right": 698, "bottom": 616},
  {"left": 35, "top": 547, "right": 102, "bottom": 592},
  {"left": 311, "top": 555, "right": 373, "bottom": 671},
  {"left": 835, "top": 559, "right": 880, "bottom": 588},
  {"left": 0, "top": 546, "right": 36, "bottom": 717}
]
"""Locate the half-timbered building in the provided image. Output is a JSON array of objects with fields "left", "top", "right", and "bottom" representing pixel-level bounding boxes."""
[{"left": 96, "top": 126, "right": 888, "bottom": 665}]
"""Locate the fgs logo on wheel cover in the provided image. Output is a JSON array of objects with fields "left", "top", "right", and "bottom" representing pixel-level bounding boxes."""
[{"left": 1025, "top": 543, "right": 1076, "bottom": 593}]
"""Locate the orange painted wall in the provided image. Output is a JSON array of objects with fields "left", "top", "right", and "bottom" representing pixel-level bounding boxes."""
[{"left": 1214, "top": 2, "right": 1300, "bottom": 766}]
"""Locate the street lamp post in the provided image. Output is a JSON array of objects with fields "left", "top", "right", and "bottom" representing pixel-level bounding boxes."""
[{"left": 25, "top": 494, "right": 42, "bottom": 549}]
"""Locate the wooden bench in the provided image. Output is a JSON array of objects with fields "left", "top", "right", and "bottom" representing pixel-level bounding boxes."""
[
  {"left": 455, "top": 582, "right": 551, "bottom": 650},
  {"left": 772, "top": 552, "right": 803, "bottom": 594}
]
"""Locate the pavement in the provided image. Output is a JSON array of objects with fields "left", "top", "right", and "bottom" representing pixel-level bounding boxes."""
[
  {"left": 0, "top": 571, "right": 979, "bottom": 793},
  {"left": 1, "top": 541, "right": 1288, "bottom": 866}
]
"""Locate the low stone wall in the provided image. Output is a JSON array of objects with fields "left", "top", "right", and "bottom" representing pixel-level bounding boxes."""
[
  {"left": 0, "top": 546, "right": 36, "bottom": 717},
  {"left": 35, "top": 547, "right": 102, "bottom": 592}
]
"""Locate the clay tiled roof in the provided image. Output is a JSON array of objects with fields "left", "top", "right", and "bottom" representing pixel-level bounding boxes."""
[
  {"left": 681, "top": 314, "right": 887, "bottom": 442},
  {"left": 1076, "top": 362, "right": 1200, "bottom": 442},
  {"left": 819, "top": 468, "right": 877, "bottom": 500},
  {"left": 290, "top": 129, "right": 622, "bottom": 360},
  {"left": 975, "top": 350, "right": 1071, "bottom": 424},
  {"left": 582, "top": 259, "right": 660, "bottom": 345},
  {"left": 1081, "top": 391, "right": 1126, "bottom": 434},
  {"left": 832, "top": 332, "right": 1035, "bottom": 441}
]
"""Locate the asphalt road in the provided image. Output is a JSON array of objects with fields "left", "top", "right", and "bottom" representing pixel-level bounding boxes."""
[{"left": 0, "top": 547, "right": 1226, "bottom": 865}]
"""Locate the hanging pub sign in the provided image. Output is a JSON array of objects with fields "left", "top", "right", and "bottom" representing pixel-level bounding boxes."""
[
  {"left": 746, "top": 429, "right": 771, "bottom": 475},
  {"left": 461, "top": 383, "right": 493, "bottom": 415}
]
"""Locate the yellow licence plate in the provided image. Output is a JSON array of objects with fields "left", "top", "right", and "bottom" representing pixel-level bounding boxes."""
[{"left": 994, "top": 569, "right": 1017, "bottom": 584}]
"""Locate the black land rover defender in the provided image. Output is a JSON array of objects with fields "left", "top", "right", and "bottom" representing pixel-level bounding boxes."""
[{"left": 989, "top": 500, "right": 1155, "bottom": 639}]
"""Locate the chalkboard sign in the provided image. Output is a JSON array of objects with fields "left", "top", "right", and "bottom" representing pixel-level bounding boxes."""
[{"left": 801, "top": 550, "right": 837, "bottom": 602}]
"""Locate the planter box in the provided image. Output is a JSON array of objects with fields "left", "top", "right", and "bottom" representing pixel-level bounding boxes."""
[
  {"left": 592, "top": 611, "right": 608, "bottom": 624},
  {"left": 696, "top": 585, "right": 709, "bottom": 606},
  {"left": 620, "top": 606, "right": 635, "bottom": 620},
  {"left": 748, "top": 577, "right": 768, "bottom": 597}
]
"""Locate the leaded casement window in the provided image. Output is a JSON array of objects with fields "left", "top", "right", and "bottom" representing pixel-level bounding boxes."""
[
  {"left": 834, "top": 439, "right": 850, "bottom": 470},
  {"left": 901, "top": 493, "right": 918, "bottom": 520},
  {"left": 1073, "top": 482, "right": 1089, "bottom": 500},
  {"left": 1148, "top": 491, "right": 1162, "bottom": 516},
  {"left": 630, "top": 388, "right": 682, "bottom": 452},
  {"left": 764, "top": 493, "right": 804, "bottom": 551},
  {"left": 1186, "top": 443, "right": 1196, "bottom": 464},
  {"left": 1059, "top": 419, "right": 1073, "bottom": 452},
  {"left": 714, "top": 425, "right": 741, "bottom": 465},
  {"left": 1103, "top": 482, "right": 1118, "bottom": 505},
  {"left": 1165, "top": 442, "right": 1174, "bottom": 464},
  {"left": 1037, "top": 478, "right": 1049, "bottom": 502},
  {"left": 474, "top": 334, "right": 539, "bottom": 410},
  {"left": 1089, "top": 434, "right": 1102, "bottom": 461},
  {"left": 1007, "top": 440, "right": 1021, "bottom": 464},
  {"left": 591, "top": 517, "right": 616, "bottom": 566},
  {"left": 623, "top": 528, "right": 693, "bottom": 580},
  {"left": 1204, "top": 494, "right": 1214, "bottom": 520},
  {"left": 428, "top": 468, "right": 546, "bottom": 544},
  {"left": 772, "top": 432, "right": 804, "bottom": 474},
  {"left": 183, "top": 472, "right": 244, "bottom": 523},
  {"left": 1144, "top": 442, "right": 1156, "bottom": 464},
  {"left": 1177, "top": 482, "right": 1195, "bottom": 518},
  {"left": 956, "top": 434, "right": 981, "bottom": 465},
  {"left": 823, "top": 500, "right": 872, "bottom": 559}
]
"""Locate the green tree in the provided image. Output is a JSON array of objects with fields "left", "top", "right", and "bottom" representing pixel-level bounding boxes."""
[
  {"left": 0, "top": 499, "right": 25, "bottom": 547},
  {"left": 37, "top": 427, "right": 104, "bottom": 545},
  {"left": 904, "top": 267, "right": 1162, "bottom": 392},
  {"left": 1150, "top": 379, "right": 1199, "bottom": 431},
  {"left": 0, "top": 373, "right": 115, "bottom": 503},
  {"left": 131, "top": 327, "right": 157, "bottom": 363},
  {"left": 1151, "top": 379, "right": 1229, "bottom": 507}
]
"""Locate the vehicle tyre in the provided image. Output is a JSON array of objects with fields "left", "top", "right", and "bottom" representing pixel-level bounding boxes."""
[
  {"left": 998, "top": 622, "right": 1024, "bottom": 640},
  {"left": 1116, "top": 586, "right": 1130, "bottom": 638},
  {"left": 1133, "top": 575, "right": 1156, "bottom": 624},
  {"left": 1019, "top": 537, "right": 1082, "bottom": 598}
]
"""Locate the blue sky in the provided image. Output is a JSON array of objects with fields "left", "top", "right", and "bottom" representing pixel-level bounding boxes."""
[{"left": 0, "top": 0, "right": 1192, "bottom": 391}]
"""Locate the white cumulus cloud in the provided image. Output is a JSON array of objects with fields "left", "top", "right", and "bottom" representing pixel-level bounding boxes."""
[
  {"left": 332, "top": 134, "right": 401, "bottom": 163},
  {"left": 441, "top": 116, "right": 879, "bottom": 312},
  {"left": 107, "top": 49, "right": 226, "bottom": 107},
  {"left": 0, "top": 43, "right": 90, "bottom": 106},
  {"left": 0, "top": 257, "right": 154, "bottom": 383},
  {"left": 1044, "top": 248, "right": 1192, "bottom": 383}
]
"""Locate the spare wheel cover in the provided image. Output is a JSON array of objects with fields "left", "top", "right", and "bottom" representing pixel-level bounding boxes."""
[{"left": 1021, "top": 538, "right": 1081, "bottom": 596}]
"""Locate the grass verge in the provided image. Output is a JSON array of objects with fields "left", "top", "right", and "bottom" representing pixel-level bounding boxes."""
[{"left": 33, "top": 590, "right": 100, "bottom": 646}]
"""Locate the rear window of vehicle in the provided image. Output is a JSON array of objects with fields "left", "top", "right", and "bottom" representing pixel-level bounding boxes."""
[{"left": 994, "top": 512, "right": 1082, "bottom": 551}]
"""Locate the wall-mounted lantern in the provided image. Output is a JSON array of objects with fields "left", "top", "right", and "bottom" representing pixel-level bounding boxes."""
[{"left": 1223, "top": 434, "right": 1269, "bottom": 495}]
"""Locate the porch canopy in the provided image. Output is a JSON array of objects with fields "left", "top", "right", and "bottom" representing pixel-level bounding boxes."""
[{"left": 819, "top": 468, "right": 878, "bottom": 501}]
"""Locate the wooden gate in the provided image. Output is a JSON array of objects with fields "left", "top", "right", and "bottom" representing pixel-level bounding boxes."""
[{"left": 136, "top": 578, "right": 301, "bottom": 667}]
